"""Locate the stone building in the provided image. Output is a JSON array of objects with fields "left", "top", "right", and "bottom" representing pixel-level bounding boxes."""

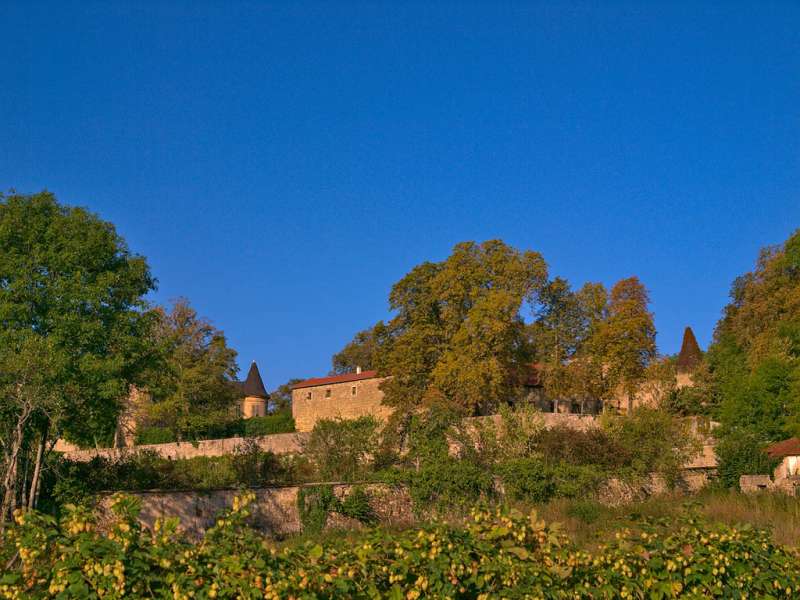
[
  {"left": 238, "top": 361, "right": 269, "bottom": 418},
  {"left": 291, "top": 367, "right": 394, "bottom": 432},
  {"left": 740, "top": 437, "right": 800, "bottom": 496}
]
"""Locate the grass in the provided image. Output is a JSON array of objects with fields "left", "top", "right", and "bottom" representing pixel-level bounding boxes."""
[
  {"left": 534, "top": 488, "right": 800, "bottom": 548},
  {"left": 275, "top": 488, "right": 800, "bottom": 552}
]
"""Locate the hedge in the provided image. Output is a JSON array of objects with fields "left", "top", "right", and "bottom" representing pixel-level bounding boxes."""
[{"left": 134, "top": 413, "right": 295, "bottom": 445}]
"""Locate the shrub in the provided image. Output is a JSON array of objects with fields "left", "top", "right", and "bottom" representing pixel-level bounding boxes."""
[
  {"left": 499, "top": 459, "right": 604, "bottom": 503},
  {"left": 297, "top": 485, "right": 376, "bottom": 534},
  {"left": 532, "top": 424, "right": 630, "bottom": 469},
  {"left": 602, "top": 407, "right": 701, "bottom": 485},
  {"left": 241, "top": 412, "right": 295, "bottom": 436},
  {"left": 498, "top": 457, "right": 556, "bottom": 502},
  {"left": 566, "top": 499, "right": 603, "bottom": 524},
  {"left": 408, "top": 456, "right": 495, "bottom": 511},
  {"left": 715, "top": 429, "right": 777, "bottom": 490},
  {"left": 302, "top": 416, "right": 379, "bottom": 481},
  {"left": 134, "top": 426, "right": 176, "bottom": 445}
]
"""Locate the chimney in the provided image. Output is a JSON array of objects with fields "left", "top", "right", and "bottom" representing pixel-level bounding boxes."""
[{"left": 356, "top": 365, "right": 362, "bottom": 374}]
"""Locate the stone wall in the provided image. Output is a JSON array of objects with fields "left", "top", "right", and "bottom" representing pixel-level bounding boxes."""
[
  {"left": 292, "top": 376, "right": 394, "bottom": 432},
  {"left": 61, "top": 432, "right": 307, "bottom": 462},
  {"left": 98, "top": 483, "right": 413, "bottom": 538}
]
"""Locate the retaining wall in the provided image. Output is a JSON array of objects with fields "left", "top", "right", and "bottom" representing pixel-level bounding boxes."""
[{"left": 98, "top": 483, "right": 413, "bottom": 538}]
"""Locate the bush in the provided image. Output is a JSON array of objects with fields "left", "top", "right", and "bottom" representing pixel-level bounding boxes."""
[
  {"left": 4, "top": 495, "right": 800, "bottom": 598},
  {"left": 602, "top": 407, "right": 701, "bottom": 485},
  {"left": 499, "top": 459, "right": 605, "bottom": 503},
  {"left": 134, "top": 426, "right": 176, "bottom": 445},
  {"left": 408, "top": 456, "right": 495, "bottom": 511},
  {"left": 498, "top": 457, "right": 556, "bottom": 502},
  {"left": 302, "top": 416, "right": 379, "bottom": 481},
  {"left": 241, "top": 412, "right": 295, "bottom": 436},
  {"left": 566, "top": 499, "right": 604, "bottom": 524},
  {"left": 533, "top": 425, "right": 630, "bottom": 470},
  {"left": 134, "top": 413, "right": 295, "bottom": 446},
  {"left": 715, "top": 429, "right": 778, "bottom": 490}
]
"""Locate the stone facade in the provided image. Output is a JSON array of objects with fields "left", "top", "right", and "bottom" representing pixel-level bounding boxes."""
[{"left": 291, "top": 370, "right": 394, "bottom": 432}]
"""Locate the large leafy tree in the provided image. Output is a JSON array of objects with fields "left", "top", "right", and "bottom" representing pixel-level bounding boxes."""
[
  {"left": 0, "top": 191, "right": 156, "bottom": 521},
  {"left": 708, "top": 229, "right": 800, "bottom": 441},
  {"left": 374, "top": 240, "right": 548, "bottom": 416},
  {"left": 594, "top": 277, "right": 658, "bottom": 410},
  {"left": 142, "top": 298, "right": 240, "bottom": 433}
]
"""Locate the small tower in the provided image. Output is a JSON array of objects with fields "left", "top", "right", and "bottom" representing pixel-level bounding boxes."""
[
  {"left": 241, "top": 361, "right": 269, "bottom": 418},
  {"left": 676, "top": 326, "right": 703, "bottom": 388}
]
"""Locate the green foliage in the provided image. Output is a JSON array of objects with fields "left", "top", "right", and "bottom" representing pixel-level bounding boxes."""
[
  {"left": 297, "top": 485, "right": 376, "bottom": 534},
  {"left": 499, "top": 458, "right": 605, "bottom": 503},
  {"left": 302, "top": 416, "right": 379, "bottom": 481},
  {"left": 565, "top": 499, "right": 604, "bottom": 524},
  {"left": 707, "top": 229, "right": 800, "bottom": 451},
  {"left": 134, "top": 426, "right": 177, "bottom": 445},
  {"left": 297, "top": 484, "right": 336, "bottom": 534},
  {"left": 134, "top": 413, "right": 295, "bottom": 445},
  {"left": 241, "top": 412, "right": 295, "bottom": 437},
  {"left": 0, "top": 191, "right": 158, "bottom": 521},
  {"left": 3, "top": 496, "right": 800, "bottom": 598},
  {"left": 332, "top": 327, "right": 382, "bottom": 374},
  {"left": 40, "top": 448, "right": 309, "bottom": 510},
  {"left": 407, "top": 456, "right": 495, "bottom": 512},
  {"left": 373, "top": 240, "right": 548, "bottom": 416},
  {"left": 138, "top": 298, "right": 244, "bottom": 441},
  {"left": 715, "top": 430, "right": 778, "bottom": 490},
  {"left": 601, "top": 407, "right": 700, "bottom": 485}
]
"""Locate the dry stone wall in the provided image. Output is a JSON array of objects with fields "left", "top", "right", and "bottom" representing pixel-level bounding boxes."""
[
  {"left": 99, "top": 483, "right": 413, "bottom": 538},
  {"left": 61, "top": 432, "right": 307, "bottom": 462}
]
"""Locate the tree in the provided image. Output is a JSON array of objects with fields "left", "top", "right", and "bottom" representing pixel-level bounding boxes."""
[
  {"left": 142, "top": 298, "right": 239, "bottom": 435},
  {"left": 268, "top": 378, "right": 302, "bottom": 413},
  {"left": 0, "top": 191, "right": 156, "bottom": 522},
  {"left": 590, "top": 277, "right": 657, "bottom": 411},
  {"left": 331, "top": 326, "right": 385, "bottom": 374},
  {"left": 709, "top": 229, "right": 800, "bottom": 440},
  {"left": 530, "top": 279, "right": 609, "bottom": 402},
  {"left": 376, "top": 240, "right": 548, "bottom": 417}
]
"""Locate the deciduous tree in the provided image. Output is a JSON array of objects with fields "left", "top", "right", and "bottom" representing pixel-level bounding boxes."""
[{"left": 0, "top": 191, "right": 156, "bottom": 522}]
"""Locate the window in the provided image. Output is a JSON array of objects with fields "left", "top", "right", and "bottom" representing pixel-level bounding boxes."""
[
  {"left": 306, "top": 391, "right": 312, "bottom": 400},
  {"left": 351, "top": 386, "right": 357, "bottom": 396},
  {"left": 325, "top": 389, "right": 331, "bottom": 398}
]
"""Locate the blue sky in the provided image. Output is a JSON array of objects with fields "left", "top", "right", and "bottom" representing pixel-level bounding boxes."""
[{"left": 2, "top": 2, "right": 799, "bottom": 389}]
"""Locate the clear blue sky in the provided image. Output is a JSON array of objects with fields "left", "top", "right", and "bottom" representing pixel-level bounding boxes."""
[{"left": 3, "top": 2, "right": 799, "bottom": 389}]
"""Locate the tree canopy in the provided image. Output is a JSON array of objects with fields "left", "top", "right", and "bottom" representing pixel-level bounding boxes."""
[
  {"left": 141, "top": 298, "right": 240, "bottom": 435},
  {"left": 705, "top": 229, "right": 800, "bottom": 441},
  {"left": 0, "top": 191, "right": 156, "bottom": 520}
]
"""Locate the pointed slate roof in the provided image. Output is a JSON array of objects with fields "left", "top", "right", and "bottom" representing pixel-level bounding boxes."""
[
  {"left": 676, "top": 326, "right": 703, "bottom": 373},
  {"left": 241, "top": 361, "right": 269, "bottom": 399}
]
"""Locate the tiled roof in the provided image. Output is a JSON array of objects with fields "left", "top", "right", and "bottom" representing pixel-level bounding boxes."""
[
  {"left": 676, "top": 326, "right": 703, "bottom": 372},
  {"left": 291, "top": 370, "right": 379, "bottom": 390},
  {"left": 241, "top": 361, "right": 269, "bottom": 399},
  {"left": 766, "top": 438, "right": 800, "bottom": 459}
]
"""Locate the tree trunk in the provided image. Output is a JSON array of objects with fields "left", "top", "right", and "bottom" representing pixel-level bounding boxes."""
[
  {"left": 27, "top": 424, "right": 48, "bottom": 510},
  {"left": 0, "top": 404, "right": 32, "bottom": 528}
]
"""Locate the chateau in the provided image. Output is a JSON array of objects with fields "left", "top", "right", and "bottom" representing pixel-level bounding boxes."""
[{"left": 290, "top": 326, "right": 704, "bottom": 432}]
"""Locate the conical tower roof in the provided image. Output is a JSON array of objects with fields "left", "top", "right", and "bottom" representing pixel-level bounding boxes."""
[
  {"left": 676, "top": 327, "right": 703, "bottom": 373},
  {"left": 242, "top": 361, "right": 269, "bottom": 399}
]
